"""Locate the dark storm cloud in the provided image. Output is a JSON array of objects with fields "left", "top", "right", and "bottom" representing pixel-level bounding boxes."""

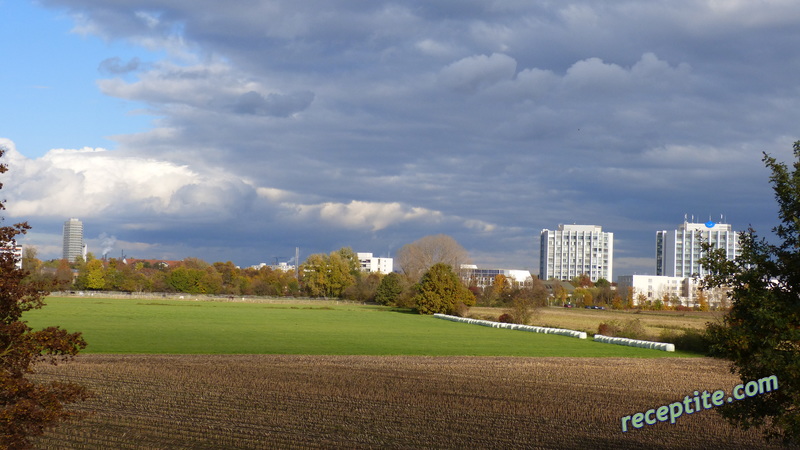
[{"left": 21, "top": 0, "right": 800, "bottom": 273}]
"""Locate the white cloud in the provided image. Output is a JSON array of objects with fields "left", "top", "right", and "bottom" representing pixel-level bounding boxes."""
[
  {"left": 0, "top": 141, "right": 248, "bottom": 219},
  {"left": 291, "top": 199, "right": 496, "bottom": 234}
]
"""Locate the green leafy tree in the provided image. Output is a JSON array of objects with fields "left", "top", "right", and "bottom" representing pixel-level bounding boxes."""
[
  {"left": 413, "top": 263, "right": 475, "bottom": 315},
  {"left": 702, "top": 142, "right": 800, "bottom": 445},
  {"left": 375, "top": 272, "right": 404, "bottom": 306},
  {"left": 0, "top": 147, "right": 88, "bottom": 447}
]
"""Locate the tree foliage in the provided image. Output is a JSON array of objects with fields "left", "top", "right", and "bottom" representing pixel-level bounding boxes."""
[
  {"left": 702, "top": 142, "right": 800, "bottom": 445},
  {"left": 413, "top": 263, "right": 475, "bottom": 315},
  {"left": 300, "top": 248, "right": 358, "bottom": 298},
  {"left": 506, "top": 278, "right": 548, "bottom": 325},
  {"left": 0, "top": 147, "right": 88, "bottom": 448},
  {"left": 374, "top": 272, "right": 404, "bottom": 306},
  {"left": 395, "top": 234, "right": 471, "bottom": 282}
]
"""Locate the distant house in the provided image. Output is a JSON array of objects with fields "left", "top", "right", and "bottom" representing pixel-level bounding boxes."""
[{"left": 539, "top": 279, "right": 576, "bottom": 300}]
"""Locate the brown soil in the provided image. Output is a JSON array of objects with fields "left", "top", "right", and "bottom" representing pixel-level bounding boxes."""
[{"left": 32, "top": 355, "right": 786, "bottom": 449}]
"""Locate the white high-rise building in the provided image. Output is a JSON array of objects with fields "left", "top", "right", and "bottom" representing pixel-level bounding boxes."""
[
  {"left": 62, "top": 218, "right": 85, "bottom": 262},
  {"left": 656, "top": 219, "right": 741, "bottom": 277},
  {"left": 539, "top": 224, "right": 613, "bottom": 282}
]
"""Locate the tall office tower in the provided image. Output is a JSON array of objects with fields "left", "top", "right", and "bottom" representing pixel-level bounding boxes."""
[
  {"left": 656, "top": 219, "right": 741, "bottom": 277},
  {"left": 539, "top": 224, "right": 613, "bottom": 282},
  {"left": 62, "top": 218, "right": 84, "bottom": 262}
]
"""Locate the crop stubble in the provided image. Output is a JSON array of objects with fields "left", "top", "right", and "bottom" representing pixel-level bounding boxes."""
[{"left": 32, "top": 355, "right": 782, "bottom": 449}]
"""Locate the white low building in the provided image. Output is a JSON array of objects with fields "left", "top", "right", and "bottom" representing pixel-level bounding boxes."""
[
  {"left": 357, "top": 253, "right": 393, "bottom": 274},
  {"left": 250, "top": 262, "right": 296, "bottom": 272},
  {"left": 460, "top": 265, "right": 534, "bottom": 289},
  {"left": 616, "top": 274, "right": 727, "bottom": 308},
  {"left": 617, "top": 275, "right": 693, "bottom": 306}
]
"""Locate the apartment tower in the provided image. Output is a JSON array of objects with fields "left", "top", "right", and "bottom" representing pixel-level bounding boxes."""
[
  {"left": 62, "top": 218, "right": 85, "bottom": 262},
  {"left": 539, "top": 224, "right": 613, "bottom": 282},
  {"left": 656, "top": 218, "right": 741, "bottom": 277}
]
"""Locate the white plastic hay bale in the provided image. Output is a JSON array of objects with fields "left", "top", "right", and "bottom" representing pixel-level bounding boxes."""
[
  {"left": 432, "top": 314, "right": 587, "bottom": 339},
  {"left": 592, "top": 334, "right": 675, "bottom": 352}
]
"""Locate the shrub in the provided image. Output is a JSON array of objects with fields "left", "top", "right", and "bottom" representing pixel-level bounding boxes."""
[
  {"left": 497, "top": 313, "right": 514, "bottom": 323},
  {"left": 618, "top": 318, "right": 648, "bottom": 340},
  {"left": 658, "top": 328, "right": 711, "bottom": 354},
  {"left": 597, "top": 320, "right": 620, "bottom": 336},
  {"left": 454, "top": 302, "right": 470, "bottom": 318},
  {"left": 597, "top": 319, "right": 648, "bottom": 340}
]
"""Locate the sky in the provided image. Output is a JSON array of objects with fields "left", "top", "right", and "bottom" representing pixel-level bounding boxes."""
[{"left": 1, "top": 0, "right": 799, "bottom": 278}]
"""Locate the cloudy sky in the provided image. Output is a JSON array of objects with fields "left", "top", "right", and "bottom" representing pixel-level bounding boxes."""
[{"left": 1, "top": 0, "right": 798, "bottom": 277}]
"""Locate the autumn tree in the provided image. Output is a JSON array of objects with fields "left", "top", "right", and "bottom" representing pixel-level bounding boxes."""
[
  {"left": 696, "top": 289, "right": 710, "bottom": 311},
  {"left": 81, "top": 259, "right": 106, "bottom": 290},
  {"left": 53, "top": 259, "right": 75, "bottom": 291},
  {"left": 0, "top": 147, "right": 88, "bottom": 447},
  {"left": 702, "top": 143, "right": 800, "bottom": 444},
  {"left": 343, "top": 272, "right": 382, "bottom": 302},
  {"left": 506, "top": 278, "right": 548, "bottom": 324},
  {"left": 413, "top": 263, "right": 475, "bottom": 315},
  {"left": 395, "top": 234, "right": 471, "bottom": 282},
  {"left": 570, "top": 273, "right": 594, "bottom": 288},
  {"left": 300, "top": 248, "right": 358, "bottom": 298}
]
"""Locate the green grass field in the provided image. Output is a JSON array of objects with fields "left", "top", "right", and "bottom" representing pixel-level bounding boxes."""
[{"left": 22, "top": 297, "right": 698, "bottom": 357}]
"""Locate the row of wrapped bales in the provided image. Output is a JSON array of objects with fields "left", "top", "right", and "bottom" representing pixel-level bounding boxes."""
[
  {"left": 593, "top": 334, "right": 675, "bottom": 352},
  {"left": 433, "top": 314, "right": 587, "bottom": 339}
]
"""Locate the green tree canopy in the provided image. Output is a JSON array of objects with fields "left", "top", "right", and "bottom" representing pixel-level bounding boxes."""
[
  {"left": 375, "top": 272, "right": 404, "bottom": 306},
  {"left": 702, "top": 141, "right": 800, "bottom": 445},
  {"left": 413, "top": 263, "right": 475, "bottom": 315}
]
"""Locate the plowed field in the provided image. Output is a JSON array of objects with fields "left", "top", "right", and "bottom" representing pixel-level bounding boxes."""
[{"left": 32, "top": 355, "right": 784, "bottom": 449}]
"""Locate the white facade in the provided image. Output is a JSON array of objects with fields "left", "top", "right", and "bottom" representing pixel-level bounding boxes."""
[
  {"left": 617, "top": 275, "right": 695, "bottom": 306},
  {"left": 617, "top": 274, "right": 728, "bottom": 309},
  {"left": 357, "top": 252, "right": 393, "bottom": 274},
  {"left": 460, "top": 265, "right": 533, "bottom": 289},
  {"left": 250, "top": 262, "right": 296, "bottom": 272},
  {"left": 656, "top": 220, "right": 741, "bottom": 277},
  {"left": 539, "top": 224, "right": 613, "bottom": 282},
  {"left": 62, "top": 218, "right": 85, "bottom": 262}
]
